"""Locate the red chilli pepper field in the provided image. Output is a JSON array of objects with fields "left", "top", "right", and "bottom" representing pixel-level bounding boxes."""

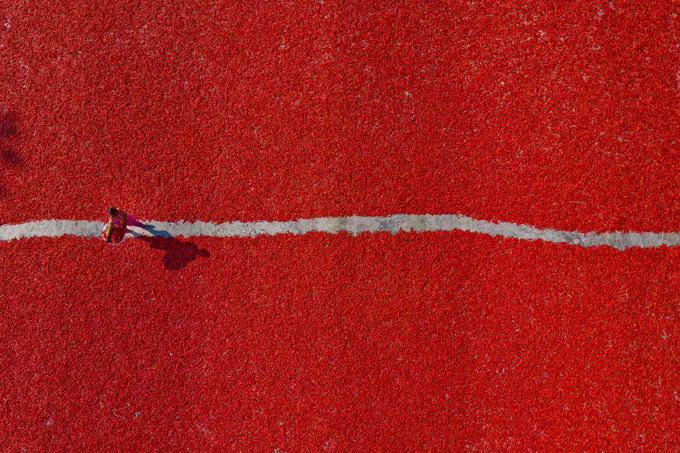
[{"left": 1, "top": 1, "right": 680, "bottom": 451}]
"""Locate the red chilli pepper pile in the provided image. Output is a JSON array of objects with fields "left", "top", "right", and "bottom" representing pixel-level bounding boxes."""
[{"left": 1, "top": 1, "right": 679, "bottom": 451}]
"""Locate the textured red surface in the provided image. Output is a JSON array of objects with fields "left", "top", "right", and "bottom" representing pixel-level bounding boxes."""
[
  {"left": 3, "top": 1, "right": 680, "bottom": 451},
  {"left": 1, "top": 232, "right": 679, "bottom": 451},
  {"left": 1, "top": 1, "right": 680, "bottom": 232}
]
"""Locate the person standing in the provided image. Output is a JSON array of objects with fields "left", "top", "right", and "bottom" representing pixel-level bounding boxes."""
[{"left": 103, "top": 207, "right": 145, "bottom": 243}]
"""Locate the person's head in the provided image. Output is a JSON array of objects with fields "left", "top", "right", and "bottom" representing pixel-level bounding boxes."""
[{"left": 108, "top": 207, "right": 118, "bottom": 217}]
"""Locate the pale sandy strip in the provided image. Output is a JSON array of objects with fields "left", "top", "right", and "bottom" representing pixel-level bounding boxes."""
[{"left": 0, "top": 215, "right": 679, "bottom": 250}]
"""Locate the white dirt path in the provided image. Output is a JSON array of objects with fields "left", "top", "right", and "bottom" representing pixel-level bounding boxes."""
[{"left": 1, "top": 214, "right": 679, "bottom": 250}]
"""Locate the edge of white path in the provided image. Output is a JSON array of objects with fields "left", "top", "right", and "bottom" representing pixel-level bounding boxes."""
[{"left": 0, "top": 214, "right": 679, "bottom": 250}]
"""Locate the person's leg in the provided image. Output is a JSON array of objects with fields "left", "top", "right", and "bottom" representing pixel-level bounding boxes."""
[{"left": 127, "top": 213, "right": 145, "bottom": 227}]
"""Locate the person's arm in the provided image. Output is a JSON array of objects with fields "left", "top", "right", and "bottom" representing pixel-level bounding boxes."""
[{"left": 103, "top": 221, "right": 114, "bottom": 243}]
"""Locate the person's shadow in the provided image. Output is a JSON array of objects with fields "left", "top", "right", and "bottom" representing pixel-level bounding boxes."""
[{"left": 134, "top": 224, "right": 210, "bottom": 271}]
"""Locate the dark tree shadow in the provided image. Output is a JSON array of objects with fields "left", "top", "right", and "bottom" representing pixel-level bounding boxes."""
[
  {"left": 1, "top": 148, "right": 22, "bottom": 165},
  {"left": 135, "top": 226, "right": 210, "bottom": 271},
  {"left": 0, "top": 110, "right": 20, "bottom": 165},
  {"left": 0, "top": 110, "right": 17, "bottom": 137},
  {"left": 0, "top": 110, "right": 22, "bottom": 198}
]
